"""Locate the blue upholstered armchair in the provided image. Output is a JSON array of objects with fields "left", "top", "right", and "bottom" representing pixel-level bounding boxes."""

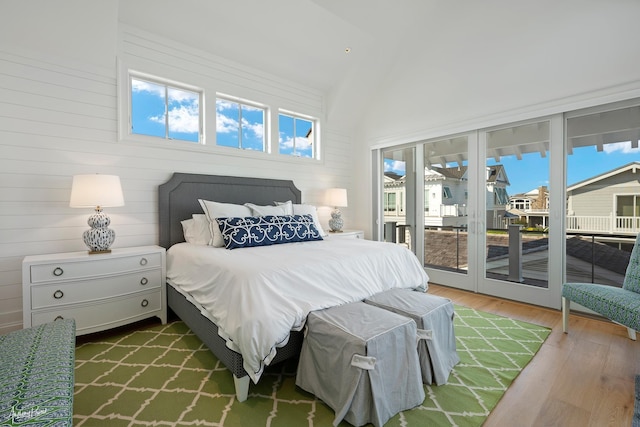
[{"left": 562, "top": 234, "right": 640, "bottom": 340}]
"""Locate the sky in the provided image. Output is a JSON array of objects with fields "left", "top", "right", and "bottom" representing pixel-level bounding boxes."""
[
  {"left": 131, "top": 77, "right": 313, "bottom": 157},
  {"left": 385, "top": 141, "right": 640, "bottom": 196}
]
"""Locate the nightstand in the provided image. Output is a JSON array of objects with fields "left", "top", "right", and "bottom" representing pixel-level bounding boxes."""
[
  {"left": 22, "top": 245, "right": 166, "bottom": 335},
  {"left": 327, "top": 229, "right": 365, "bottom": 239}
]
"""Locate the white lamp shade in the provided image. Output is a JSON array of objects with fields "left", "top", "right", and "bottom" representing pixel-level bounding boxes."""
[
  {"left": 69, "top": 174, "right": 125, "bottom": 208},
  {"left": 326, "top": 188, "right": 348, "bottom": 208}
]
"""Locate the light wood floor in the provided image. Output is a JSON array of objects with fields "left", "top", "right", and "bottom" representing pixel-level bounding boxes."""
[{"left": 428, "top": 283, "right": 640, "bottom": 427}]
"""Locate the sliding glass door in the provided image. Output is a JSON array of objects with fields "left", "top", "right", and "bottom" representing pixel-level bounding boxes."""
[
  {"left": 382, "top": 146, "right": 418, "bottom": 253},
  {"left": 374, "top": 98, "right": 640, "bottom": 309},
  {"left": 476, "top": 117, "right": 563, "bottom": 307},
  {"left": 419, "top": 134, "right": 476, "bottom": 291},
  {"left": 564, "top": 100, "right": 640, "bottom": 311}
]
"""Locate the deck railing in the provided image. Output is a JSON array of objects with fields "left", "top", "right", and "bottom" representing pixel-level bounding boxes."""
[
  {"left": 384, "top": 221, "right": 635, "bottom": 287},
  {"left": 567, "top": 215, "right": 640, "bottom": 234}
]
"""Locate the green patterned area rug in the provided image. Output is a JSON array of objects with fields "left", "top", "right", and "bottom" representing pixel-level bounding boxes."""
[{"left": 74, "top": 306, "right": 550, "bottom": 426}]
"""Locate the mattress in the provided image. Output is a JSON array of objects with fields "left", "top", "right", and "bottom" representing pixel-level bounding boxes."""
[{"left": 167, "top": 237, "right": 429, "bottom": 382}]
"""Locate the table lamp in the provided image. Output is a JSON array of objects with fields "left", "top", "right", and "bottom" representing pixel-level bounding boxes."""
[
  {"left": 70, "top": 174, "right": 124, "bottom": 253},
  {"left": 326, "top": 188, "right": 348, "bottom": 232}
]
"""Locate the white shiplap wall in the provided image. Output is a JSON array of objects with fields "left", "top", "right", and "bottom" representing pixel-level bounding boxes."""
[{"left": 0, "top": 27, "right": 356, "bottom": 334}]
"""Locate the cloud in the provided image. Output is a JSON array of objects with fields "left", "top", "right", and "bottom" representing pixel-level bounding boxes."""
[
  {"left": 131, "top": 79, "right": 164, "bottom": 96},
  {"left": 168, "top": 105, "right": 199, "bottom": 133},
  {"left": 216, "top": 101, "right": 264, "bottom": 139},
  {"left": 241, "top": 117, "right": 264, "bottom": 139},
  {"left": 216, "top": 99, "right": 235, "bottom": 112},
  {"left": 149, "top": 103, "right": 199, "bottom": 134},
  {"left": 603, "top": 141, "right": 640, "bottom": 154},
  {"left": 279, "top": 134, "right": 312, "bottom": 151},
  {"left": 134, "top": 79, "right": 200, "bottom": 134},
  {"left": 216, "top": 111, "right": 238, "bottom": 133},
  {"left": 168, "top": 87, "right": 198, "bottom": 104},
  {"left": 384, "top": 160, "right": 405, "bottom": 173}
]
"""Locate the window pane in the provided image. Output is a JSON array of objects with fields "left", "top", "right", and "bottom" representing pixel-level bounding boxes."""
[
  {"left": 279, "top": 114, "right": 294, "bottom": 155},
  {"left": 241, "top": 105, "right": 265, "bottom": 151},
  {"left": 383, "top": 148, "right": 414, "bottom": 248},
  {"left": 131, "top": 78, "right": 166, "bottom": 138},
  {"left": 617, "top": 195, "right": 634, "bottom": 216},
  {"left": 279, "top": 114, "right": 314, "bottom": 158},
  {"left": 295, "top": 117, "right": 313, "bottom": 158},
  {"left": 385, "top": 193, "right": 396, "bottom": 212},
  {"left": 423, "top": 136, "right": 469, "bottom": 275},
  {"left": 216, "top": 99, "right": 240, "bottom": 148},
  {"left": 566, "top": 104, "right": 640, "bottom": 287},
  {"left": 486, "top": 120, "right": 550, "bottom": 288},
  {"left": 167, "top": 87, "right": 199, "bottom": 142}
]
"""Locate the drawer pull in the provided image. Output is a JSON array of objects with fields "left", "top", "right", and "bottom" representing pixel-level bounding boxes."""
[
  {"left": 140, "top": 257, "right": 148, "bottom": 266},
  {"left": 53, "top": 267, "right": 64, "bottom": 277},
  {"left": 141, "top": 299, "right": 149, "bottom": 307},
  {"left": 53, "top": 290, "right": 64, "bottom": 299},
  {"left": 54, "top": 315, "right": 64, "bottom": 321},
  {"left": 140, "top": 277, "right": 148, "bottom": 286}
]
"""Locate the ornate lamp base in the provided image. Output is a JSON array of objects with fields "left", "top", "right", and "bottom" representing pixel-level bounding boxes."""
[
  {"left": 83, "top": 207, "right": 116, "bottom": 254},
  {"left": 328, "top": 208, "right": 344, "bottom": 232}
]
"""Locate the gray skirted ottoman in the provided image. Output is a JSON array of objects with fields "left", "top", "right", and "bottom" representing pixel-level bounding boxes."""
[
  {"left": 296, "top": 301, "right": 425, "bottom": 427},
  {"left": 0, "top": 319, "right": 76, "bottom": 426},
  {"left": 365, "top": 288, "right": 459, "bottom": 385}
]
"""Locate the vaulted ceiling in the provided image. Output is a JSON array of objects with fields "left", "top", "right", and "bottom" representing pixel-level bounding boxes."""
[
  {"left": 117, "top": 0, "right": 438, "bottom": 128},
  {"left": 118, "top": 0, "right": 432, "bottom": 93}
]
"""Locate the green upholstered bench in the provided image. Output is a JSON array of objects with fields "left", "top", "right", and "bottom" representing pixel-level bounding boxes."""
[{"left": 0, "top": 319, "right": 76, "bottom": 426}]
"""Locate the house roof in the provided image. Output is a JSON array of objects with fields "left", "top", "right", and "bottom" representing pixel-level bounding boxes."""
[
  {"left": 429, "top": 166, "right": 468, "bottom": 181},
  {"left": 486, "top": 165, "right": 510, "bottom": 185},
  {"left": 384, "top": 171, "right": 403, "bottom": 181},
  {"left": 511, "top": 186, "right": 548, "bottom": 199},
  {"left": 566, "top": 236, "right": 631, "bottom": 276},
  {"left": 567, "top": 161, "right": 640, "bottom": 192}
]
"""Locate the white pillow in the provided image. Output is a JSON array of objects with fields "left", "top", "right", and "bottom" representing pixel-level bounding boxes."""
[
  {"left": 181, "top": 214, "right": 212, "bottom": 245},
  {"left": 276, "top": 200, "right": 327, "bottom": 237},
  {"left": 198, "top": 199, "right": 253, "bottom": 247},
  {"left": 244, "top": 203, "right": 291, "bottom": 216}
]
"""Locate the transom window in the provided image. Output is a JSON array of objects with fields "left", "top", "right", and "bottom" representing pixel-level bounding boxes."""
[
  {"left": 216, "top": 96, "right": 266, "bottom": 151},
  {"left": 279, "top": 111, "right": 316, "bottom": 158},
  {"left": 130, "top": 76, "right": 201, "bottom": 143},
  {"left": 122, "top": 70, "right": 321, "bottom": 161}
]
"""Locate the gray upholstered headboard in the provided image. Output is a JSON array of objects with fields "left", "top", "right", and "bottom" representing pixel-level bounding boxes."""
[{"left": 158, "top": 173, "right": 302, "bottom": 248}]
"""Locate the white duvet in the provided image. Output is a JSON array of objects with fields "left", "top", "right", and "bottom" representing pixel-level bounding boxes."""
[{"left": 166, "top": 237, "right": 429, "bottom": 383}]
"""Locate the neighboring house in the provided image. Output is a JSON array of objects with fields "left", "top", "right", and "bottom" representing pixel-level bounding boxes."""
[
  {"left": 566, "top": 161, "right": 640, "bottom": 234},
  {"left": 485, "top": 165, "right": 510, "bottom": 229},
  {"left": 384, "top": 165, "right": 510, "bottom": 229},
  {"left": 386, "top": 161, "right": 640, "bottom": 236},
  {"left": 505, "top": 163, "right": 640, "bottom": 235},
  {"left": 507, "top": 186, "right": 549, "bottom": 229}
]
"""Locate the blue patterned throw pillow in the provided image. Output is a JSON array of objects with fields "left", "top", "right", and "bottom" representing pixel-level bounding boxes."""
[{"left": 216, "top": 214, "right": 323, "bottom": 249}]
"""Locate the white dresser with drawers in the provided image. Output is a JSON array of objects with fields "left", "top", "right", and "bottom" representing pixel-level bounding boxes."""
[{"left": 22, "top": 245, "right": 166, "bottom": 335}]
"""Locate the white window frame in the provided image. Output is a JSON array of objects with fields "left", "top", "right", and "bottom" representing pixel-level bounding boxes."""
[
  {"left": 278, "top": 109, "right": 320, "bottom": 160},
  {"left": 120, "top": 69, "right": 204, "bottom": 144},
  {"left": 385, "top": 192, "right": 397, "bottom": 213},
  {"left": 116, "top": 61, "right": 323, "bottom": 164},
  {"left": 216, "top": 94, "right": 268, "bottom": 152}
]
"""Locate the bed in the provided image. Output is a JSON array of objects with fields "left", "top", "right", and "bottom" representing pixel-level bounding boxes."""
[{"left": 158, "top": 172, "right": 429, "bottom": 402}]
